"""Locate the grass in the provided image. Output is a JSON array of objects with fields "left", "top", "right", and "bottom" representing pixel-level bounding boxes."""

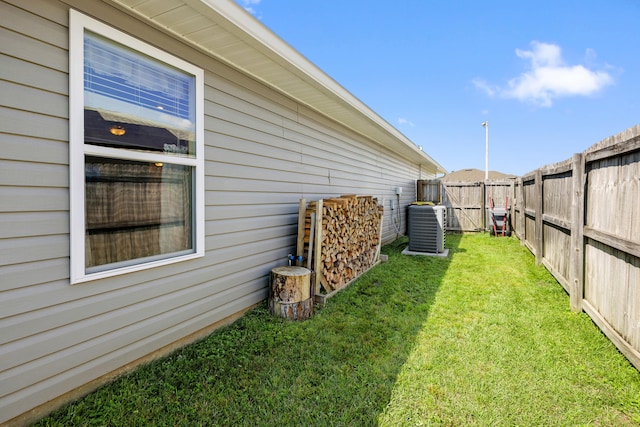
[{"left": 36, "top": 234, "right": 640, "bottom": 426}]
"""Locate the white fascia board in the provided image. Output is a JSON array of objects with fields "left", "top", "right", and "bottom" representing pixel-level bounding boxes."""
[{"left": 195, "top": 0, "right": 447, "bottom": 173}]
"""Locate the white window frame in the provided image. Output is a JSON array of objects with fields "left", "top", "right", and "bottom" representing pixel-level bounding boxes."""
[{"left": 69, "top": 10, "right": 205, "bottom": 284}]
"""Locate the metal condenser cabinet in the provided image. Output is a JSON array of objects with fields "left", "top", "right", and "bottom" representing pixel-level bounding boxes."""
[{"left": 407, "top": 205, "right": 446, "bottom": 253}]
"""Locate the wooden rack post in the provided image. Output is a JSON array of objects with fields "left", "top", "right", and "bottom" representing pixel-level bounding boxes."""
[{"left": 313, "top": 199, "right": 323, "bottom": 297}]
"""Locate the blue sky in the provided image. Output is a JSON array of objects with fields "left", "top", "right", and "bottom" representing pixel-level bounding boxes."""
[{"left": 235, "top": 0, "right": 639, "bottom": 176}]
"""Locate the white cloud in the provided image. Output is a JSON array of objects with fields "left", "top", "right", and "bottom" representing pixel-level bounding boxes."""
[
  {"left": 236, "top": 0, "right": 262, "bottom": 15},
  {"left": 472, "top": 78, "right": 497, "bottom": 97},
  {"left": 397, "top": 117, "right": 414, "bottom": 127},
  {"left": 515, "top": 41, "right": 562, "bottom": 68},
  {"left": 476, "top": 41, "right": 613, "bottom": 107}
]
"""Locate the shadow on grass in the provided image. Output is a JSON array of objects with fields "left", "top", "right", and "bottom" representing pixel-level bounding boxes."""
[{"left": 36, "top": 236, "right": 460, "bottom": 427}]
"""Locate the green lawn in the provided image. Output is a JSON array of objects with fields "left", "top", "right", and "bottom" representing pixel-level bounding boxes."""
[{"left": 37, "top": 234, "right": 640, "bottom": 426}]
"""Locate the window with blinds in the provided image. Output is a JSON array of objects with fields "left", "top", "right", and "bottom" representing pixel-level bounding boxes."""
[
  {"left": 83, "top": 31, "right": 196, "bottom": 156},
  {"left": 84, "top": 32, "right": 193, "bottom": 121},
  {"left": 69, "top": 10, "right": 204, "bottom": 284}
]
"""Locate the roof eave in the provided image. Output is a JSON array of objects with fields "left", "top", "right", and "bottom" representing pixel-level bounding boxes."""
[{"left": 108, "top": 0, "right": 447, "bottom": 174}]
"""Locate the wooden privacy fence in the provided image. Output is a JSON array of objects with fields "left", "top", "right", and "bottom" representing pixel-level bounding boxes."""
[
  {"left": 513, "top": 125, "right": 640, "bottom": 371},
  {"left": 418, "top": 179, "right": 515, "bottom": 232}
]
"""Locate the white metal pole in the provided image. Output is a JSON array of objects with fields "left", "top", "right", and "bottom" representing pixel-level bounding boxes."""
[{"left": 482, "top": 121, "right": 489, "bottom": 180}]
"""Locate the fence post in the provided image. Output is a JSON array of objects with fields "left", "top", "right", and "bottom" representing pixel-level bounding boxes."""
[
  {"left": 516, "top": 177, "right": 525, "bottom": 244},
  {"left": 481, "top": 181, "right": 486, "bottom": 232},
  {"left": 509, "top": 180, "right": 515, "bottom": 236},
  {"left": 534, "top": 169, "right": 543, "bottom": 265},
  {"left": 569, "top": 153, "right": 585, "bottom": 312}
]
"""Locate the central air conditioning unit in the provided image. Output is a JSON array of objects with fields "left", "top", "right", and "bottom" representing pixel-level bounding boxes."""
[{"left": 407, "top": 204, "right": 446, "bottom": 253}]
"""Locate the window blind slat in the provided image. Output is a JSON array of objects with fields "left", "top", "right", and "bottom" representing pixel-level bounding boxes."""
[{"left": 84, "top": 32, "right": 193, "bottom": 122}]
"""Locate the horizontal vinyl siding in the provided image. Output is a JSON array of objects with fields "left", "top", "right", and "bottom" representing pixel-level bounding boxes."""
[
  {"left": 207, "top": 75, "right": 421, "bottom": 200},
  {"left": 0, "top": 0, "right": 436, "bottom": 424}
]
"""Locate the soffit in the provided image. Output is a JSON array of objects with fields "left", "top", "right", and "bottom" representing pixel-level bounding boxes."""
[{"left": 108, "top": 0, "right": 447, "bottom": 174}]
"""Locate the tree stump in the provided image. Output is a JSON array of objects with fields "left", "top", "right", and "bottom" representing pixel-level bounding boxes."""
[{"left": 269, "top": 266, "right": 313, "bottom": 320}]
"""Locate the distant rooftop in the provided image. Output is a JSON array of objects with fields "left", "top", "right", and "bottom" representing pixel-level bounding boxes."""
[{"left": 441, "top": 168, "right": 516, "bottom": 182}]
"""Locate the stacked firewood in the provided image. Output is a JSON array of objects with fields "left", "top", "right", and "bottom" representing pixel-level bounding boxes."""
[{"left": 303, "top": 195, "right": 383, "bottom": 293}]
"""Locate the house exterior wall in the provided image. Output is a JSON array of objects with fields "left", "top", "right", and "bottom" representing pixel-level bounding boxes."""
[{"left": 0, "top": 0, "right": 436, "bottom": 424}]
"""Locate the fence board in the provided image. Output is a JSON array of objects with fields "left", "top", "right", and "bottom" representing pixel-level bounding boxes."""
[
  {"left": 534, "top": 169, "right": 544, "bottom": 265},
  {"left": 543, "top": 223, "right": 571, "bottom": 292},
  {"left": 569, "top": 153, "right": 585, "bottom": 311},
  {"left": 514, "top": 178, "right": 525, "bottom": 242},
  {"left": 586, "top": 151, "right": 640, "bottom": 242},
  {"left": 543, "top": 171, "right": 572, "bottom": 222}
]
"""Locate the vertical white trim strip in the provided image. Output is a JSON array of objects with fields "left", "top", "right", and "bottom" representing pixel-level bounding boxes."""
[
  {"left": 69, "top": 10, "right": 87, "bottom": 284},
  {"left": 194, "top": 66, "right": 205, "bottom": 258}
]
